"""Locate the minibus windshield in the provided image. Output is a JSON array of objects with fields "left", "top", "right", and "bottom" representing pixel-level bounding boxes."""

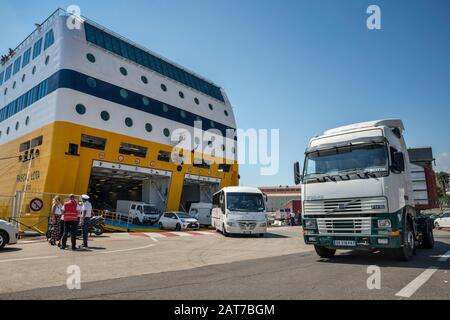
[{"left": 226, "top": 193, "right": 265, "bottom": 212}]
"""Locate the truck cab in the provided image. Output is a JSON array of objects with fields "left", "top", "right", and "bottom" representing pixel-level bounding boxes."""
[
  {"left": 211, "top": 187, "right": 268, "bottom": 237},
  {"left": 294, "top": 119, "right": 435, "bottom": 261}
]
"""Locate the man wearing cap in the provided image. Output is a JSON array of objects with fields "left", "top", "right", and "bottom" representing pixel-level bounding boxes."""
[
  {"left": 61, "top": 194, "right": 80, "bottom": 250},
  {"left": 80, "top": 194, "right": 92, "bottom": 249}
]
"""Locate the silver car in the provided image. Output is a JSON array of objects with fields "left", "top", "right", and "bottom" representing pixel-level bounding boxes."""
[{"left": 0, "top": 220, "right": 19, "bottom": 249}]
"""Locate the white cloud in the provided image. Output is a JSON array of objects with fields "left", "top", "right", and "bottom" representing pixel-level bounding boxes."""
[{"left": 435, "top": 152, "right": 450, "bottom": 173}]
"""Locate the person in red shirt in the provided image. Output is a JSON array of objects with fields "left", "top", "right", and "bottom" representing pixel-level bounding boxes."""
[{"left": 61, "top": 194, "right": 80, "bottom": 250}]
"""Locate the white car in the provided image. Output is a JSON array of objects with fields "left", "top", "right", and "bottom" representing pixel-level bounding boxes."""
[
  {"left": 434, "top": 212, "right": 450, "bottom": 229},
  {"left": 0, "top": 220, "right": 19, "bottom": 249},
  {"left": 159, "top": 212, "right": 200, "bottom": 231}
]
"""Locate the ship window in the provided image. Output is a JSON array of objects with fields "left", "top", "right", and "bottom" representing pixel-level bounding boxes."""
[
  {"left": 193, "top": 159, "right": 210, "bottom": 169},
  {"left": 179, "top": 91, "right": 184, "bottom": 99},
  {"left": 120, "top": 67, "right": 127, "bottom": 76},
  {"left": 218, "top": 164, "right": 231, "bottom": 172},
  {"left": 125, "top": 117, "right": 133, "bottom": 127},
  {"left": 13, "top": 57, "right": 21, "bottom": 75},
  {"left": 119, "top": 142, "right": 147, "bottom": 158},
  {"left": 22, "top": 48, "right": 31, "bottom": 68},
  {"left": 5, "top": 65, "right": 12, "bottom": 81},
  {"left": 32, "top": 66, "right": 37, "bottom": 75},
  {"left": 157, "top": 150, "right": 171, "bottom": 162},
  {"left": 100, "top": 111, "right": 110, "bottom": 121},
  {"left": 45, "top": 55, "right": 50, "bottom": 65},
  {"left": 32, "top": 37, "right": 43, "bottom": 60},
  {"left": 87, "top": 77, "right": 97, "bottom": 88},
  {"left": 4, "top": 88, "right": 7, "bottom": 95},
  {"left": 194, "top": 97, "right": 199, "bottom": 105},
  {"left": 224, "top": 110, "right": 229, "bottom": 117},
  {"left": 162, "top": 104, "right": 169, "bottom": 113},
  {"left": 44, "top": 29, "right": 55, "bottom": 50},
  {"left": 15, "top": 122, "right": 19, "bottom": 131},
  {"left": 86, "top": 53, "right": 96, "bottom": 63},
  {"left": 0, "top": 71, "right": 4, "bottom": 85},
  {"left": 141, "top": 76, "right": 148, "bottom": 84},
  {"left": 120, "top": 89, "right": 128, "bottom": 99},
  {"left": 209, "top": 104, "right": 213, "bottom": 110},
  {"left": 142, "top": 96, "right": 150, "bottom": 106},
  {"left": 22, "top": 74, "right": 26, "bottom": 82},
  {"left": 13, "top": 81, "right": 16, "bottom": 89},
  {"left": 210, "top": 121, "right": 215, "bottom": 128},
  {"left": 6, "top": 127, "right": 10, "bottom": 135},
  {"left": 180, "top": 110, "right": 187, "bottom": 119},
  {"left": 31, "top": 136, "right": 43, "bottom": 148},
  {"left": 76, "top": 104, "right": 86, "bottom": 115},
  {"left": 145, "top": 123, "right": 152, "bottom": 132},
  {"left": 20, "top": 141, "right": 30, "bottom": 152},
  {"left": 161, "top": 84, "right": 167, "bottom": 92},
  {"left": 67, "top": 143, "right": 79, "bottom": 156},
  {"left": 163, "top": 128, "right": 170, "bottom": 137},
  {"left": 25, "top": 116, "right": 29, "bottom": 126},
  {"left": 80, "top": 134, "right": 106, "bottom": 150}
]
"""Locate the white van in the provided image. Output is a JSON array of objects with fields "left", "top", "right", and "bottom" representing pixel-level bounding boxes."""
[
  {"left": 188, "top": 202, "right": 213, "bottom": 226},
  {"left": 211, "top": 187, "right": 268, "bottom": 237},
  {"left": 116, "top": 200, "right": 161, "bottom": 225}
]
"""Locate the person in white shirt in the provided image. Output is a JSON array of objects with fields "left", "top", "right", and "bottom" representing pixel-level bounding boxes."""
[
  {"left": 50, "top": 196, "right": 63, "bottom": 246},
  {"left": 80, "top": 194, "right": 92, "bottom": 248}
]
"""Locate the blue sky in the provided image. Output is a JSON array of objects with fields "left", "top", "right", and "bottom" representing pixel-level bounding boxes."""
[{"left": 1, "top": 0, "right": 449, "bottom": 186}]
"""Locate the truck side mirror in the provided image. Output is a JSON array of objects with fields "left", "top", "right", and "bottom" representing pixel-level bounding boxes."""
[
  {"left": 393, "top": 151, "right": 405, "bottom": 172},
  {"left": 294, "top": 162, "right": 302, "bottom": 185}
]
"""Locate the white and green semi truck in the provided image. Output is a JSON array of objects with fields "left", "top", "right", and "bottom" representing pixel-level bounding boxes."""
[{"left": 294, "top": 119, "right": 435, "bottom": 261}]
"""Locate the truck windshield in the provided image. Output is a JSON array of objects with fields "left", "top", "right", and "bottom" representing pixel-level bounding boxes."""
[
  {"left": 304, "top": 143, "right": 388, "bottom": 178},
  {"left": 226, "top": 193, "right": 265, "bottom": 212},
  {"left": 144, "top": 206, "right": 159, "bottom": 215}
]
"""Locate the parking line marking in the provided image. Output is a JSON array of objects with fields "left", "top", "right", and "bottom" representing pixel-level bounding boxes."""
[
  {"left": 143, "top": 233, "right": 165, "bottom": 238},
  {"left": 169, "top": 232, "right": 193, "bottom": 237},
  {"left": 0, "top": 255, "right": 57, "bottom": 263},
  {"left": 160, "top": 232, "right": 179, "bottom": 237},
  {"left": 395, "top": 250, "right": 450, "bottom": 298},
  {"left": 193, "top": 231, "right": 216, "bottom": 235},
  {"left": 100, "top": 244, "right": 155, "bottom": 255}
]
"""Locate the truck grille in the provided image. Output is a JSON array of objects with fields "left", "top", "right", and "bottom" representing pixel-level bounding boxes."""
[
  {"left": 238, "top": 221, "right": 257, "bottom": 230},
  {"left": 317, "top": 217, "right": 371, "bottom": 235},
  {"left": 304, "top": 197, "right": 387, "bottom": 215}
]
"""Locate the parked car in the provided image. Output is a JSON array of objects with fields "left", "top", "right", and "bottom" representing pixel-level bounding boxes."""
[
  {"left": 0, "top": 220, "right": 19, "bottom": 249},
  {"left": 434, "top": 212, "right": 450, "bottom": 229},
  {"left": 159, "top": 212, "right": 200, "bottom": 231}
]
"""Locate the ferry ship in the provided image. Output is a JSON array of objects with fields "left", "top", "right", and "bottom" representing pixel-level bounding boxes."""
[{"left": 0, "top": 9, "right": 238, "bottom": 232}]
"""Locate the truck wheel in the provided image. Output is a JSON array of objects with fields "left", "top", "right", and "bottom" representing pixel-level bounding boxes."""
[
  {"left": 421, "top": 225, "right": 435, "bottom": 249},
  {"left": 392, "top": 221, "right": 415, "bottom": 261},
  {"left": 0, "top": 231, "right": 8, "bottom": 249},
  {"left": 175, "top": 223, "right": 181, "bottom": 231},
  {"left": 314, "top": 245, "right": 336, "bottom": 258}
]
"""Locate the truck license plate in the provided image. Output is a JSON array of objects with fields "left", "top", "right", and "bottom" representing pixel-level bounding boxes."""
[{"left": 333, "top": 240, "right": 356, "bottom": 247}]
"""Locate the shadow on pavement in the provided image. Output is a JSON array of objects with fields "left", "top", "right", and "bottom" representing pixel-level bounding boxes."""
[
  {"left": 316, "top": 240, "right": 450, "bottom": 270},
  {"left": 0, "top": 247, "right": 23, "bottom": 253}
]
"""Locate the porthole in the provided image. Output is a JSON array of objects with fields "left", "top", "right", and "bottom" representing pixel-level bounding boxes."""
[
  {"left": 125, "top": 117, "right": 133, "bottom": 127},
  {"left": 25, "top": 116, "right": 30, "bottom": 126},
  {"left": 32, "top": 66, "right": 37, "bottom": 75},
  {"left": 15, "top": 122, "right": 19, "bottom": 131},
  {"left": 100, "top": 111, "right": 110, "bottom": 121},
  {"left": 163, "top": 128, "right": 170, "bottom": 137},
  {"left": 179, "top": 91, "right": 184, "bottom": 99},
  {"left": 180, "top": 110, "right": 187, "bottom": 119},
  {"left": 194, "top": 137, "right": 200, "bottom": 145},
  {"left": 120, "top": 89, "right": 128, "bottom": 99},
  {"left": 142, "top": 96, "right": 150, "bottom": 106},
  {"left": 4, "top": 88, "right": 7, "bottom": 95},
  {"left": 86, "top": 53, "right": 96, "bottom": 63},
  {"left": 221, "top": 145, "right": 225, "bottom": 151},
  {"left": 75, "top": 104, "right": 86, "bottom": 115},
  {"left": 194, "top": 97, "right": 199, "bottom": 105},
  {"left": 141, "top": 76, "right": 148, "bottom": 84},
  {"left": 161, "top": 84, "right": 167, "bottom": 92},
  {"left": 45, "top": 55, "right": 50, "bottom": 65},
  {"left": 22, "top": 74, "right": 26, "bottom": 82},
  {"left": 209, "top": 104, "right": 214, "bottom": 110},
  {"left": 145, "top": 123, "right": 153, "bottom": 132},
  {"left": 162, "top": 104, "right": 169, "bottom": 113},
  {"left": 224, "top": 110, "right": 229, "bottom": 117},
  {"left": 12, "top": 81, "right": 16, "bottom": 89},
  {"left": 120, "top": 67, "right": 128, "bottom": 76},
  {"left": 86, "top": 77, "right": 97, "bottom": 88},
  {"left": 6, "top": 127, "right": 10, "bottom": 135}
]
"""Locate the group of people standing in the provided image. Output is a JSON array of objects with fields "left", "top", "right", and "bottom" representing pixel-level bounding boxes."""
[{"left": 49, "top": 194, "right": 92, "bottom": 250}]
